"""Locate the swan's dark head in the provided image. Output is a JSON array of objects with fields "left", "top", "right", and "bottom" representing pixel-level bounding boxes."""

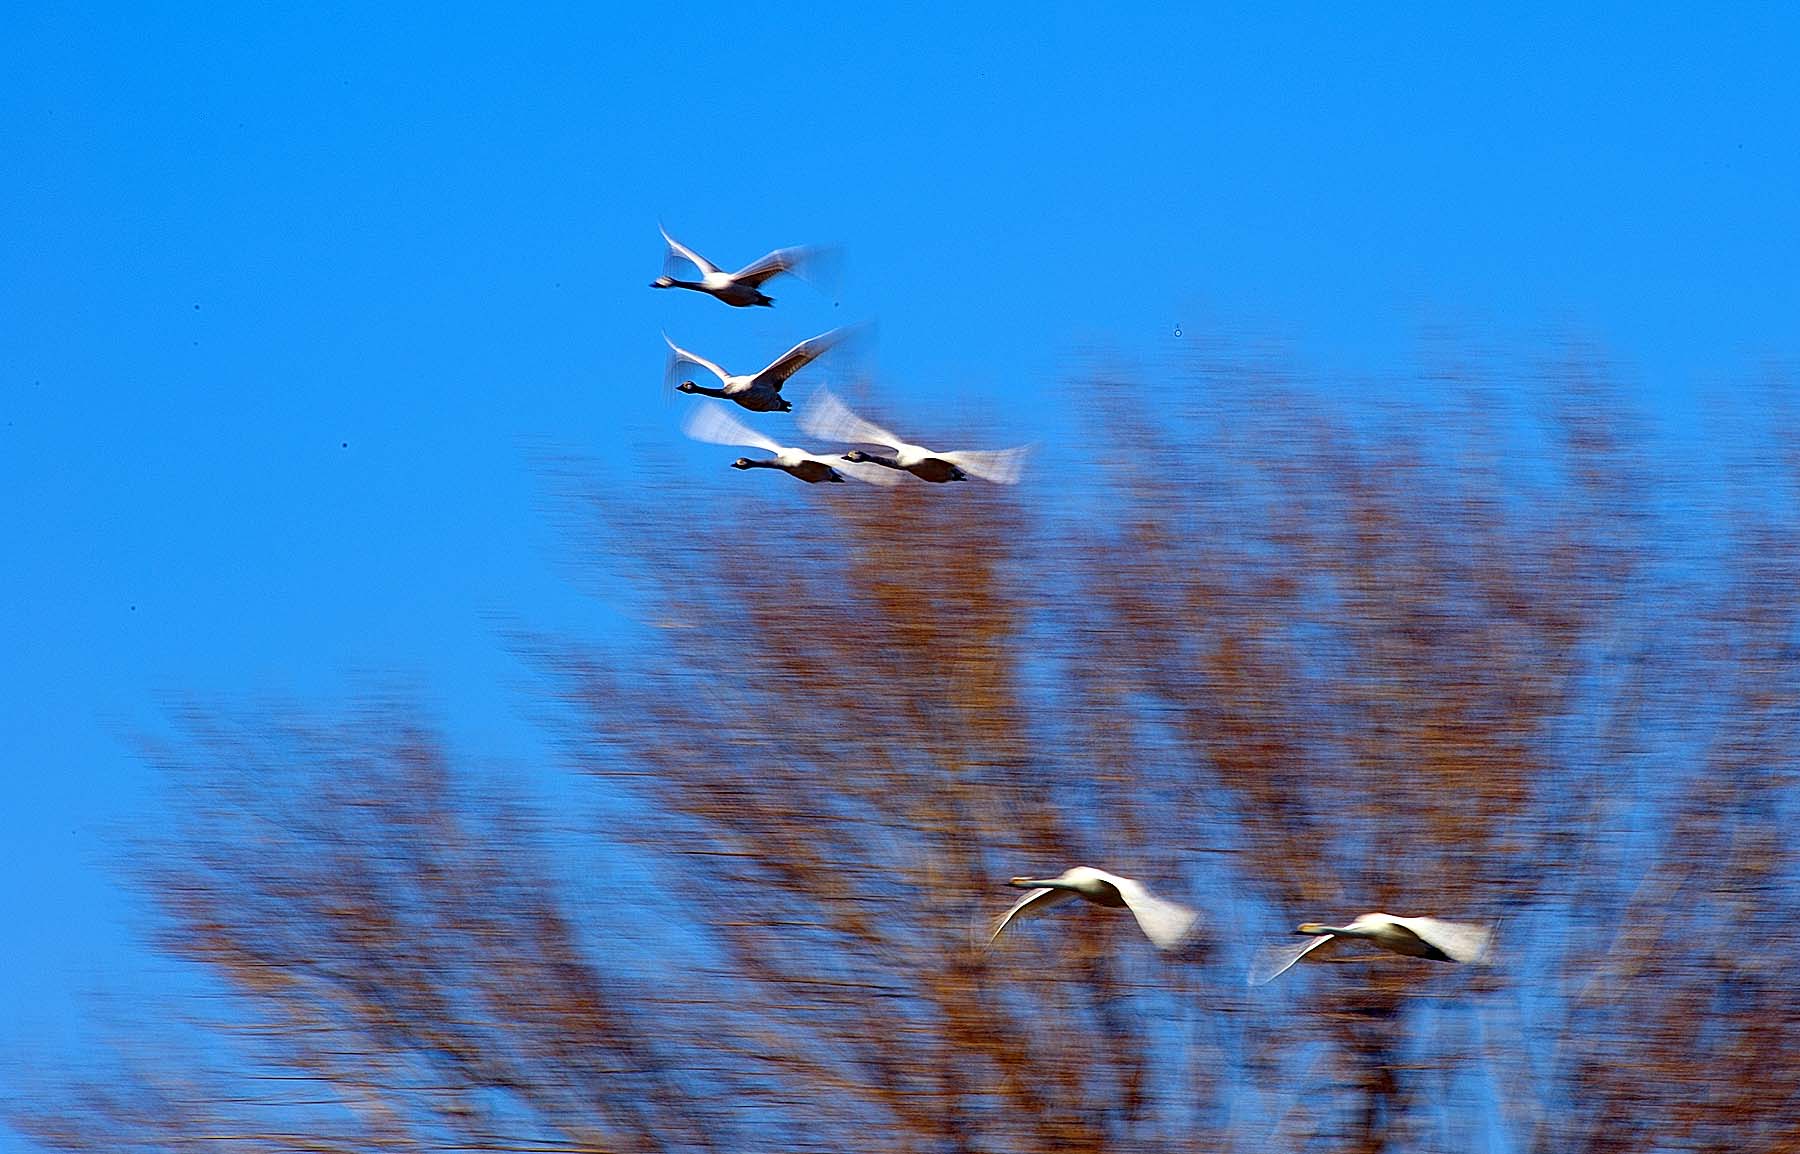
[
  {"left": 676, "top": 380, "right": 699, "bottom": 394},
  {"left": 843, "top": 449, "right": 869, "bottom": 463},
  {"left": 731, "top": 457, "right": 753, "bottom": 470},
  {"left": 651, "top": 276, "right": 676, "bottom": 288}
]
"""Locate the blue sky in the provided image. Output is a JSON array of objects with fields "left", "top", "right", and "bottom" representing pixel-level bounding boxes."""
[{"left": 2, "top": 5, "right": 1797, "bottom": 1139}]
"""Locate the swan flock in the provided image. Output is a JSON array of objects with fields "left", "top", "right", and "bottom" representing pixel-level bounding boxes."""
[
  {"left": 655, "top": 226, "right": 1028, "bottom": 484},
  {"left": 648, "top": 225, "right": 1492, "bottom": 983}
]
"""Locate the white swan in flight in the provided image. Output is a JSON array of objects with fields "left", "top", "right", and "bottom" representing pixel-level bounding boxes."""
[
  {"left": 682, "top": 403, "right": 897, "bottom": 485},
  {"left": 1248, "top": 913, "right": 1494, "bottom": 985},
  {"left": 664, "top": 328, "right": 849, "bottom": 414},
  {"left": 991, "top": 867, "right": 1199, "bottom": 952},
  {"left": 799, "top": 389, "right": 1030, "bottom": 484},
  {"left": 651, "top": 226, "right": 826, "bottom": 308}
]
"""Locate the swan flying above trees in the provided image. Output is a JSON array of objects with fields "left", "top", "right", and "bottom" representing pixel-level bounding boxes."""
[
  {"left": 664, "top": 328, "right": 851, "bottom": 414},
  {"left": 799, "top": 389, "right": 1031, "bottom": 484},
  {"left": 991, "top": 867, "right": 1199, "bottom": 952},
  {"left": 1248, "top": 913, "right": 1494, "bottom": 985},
  {"left": 682, "top": 402, "right": 898, "bottom": 485}
]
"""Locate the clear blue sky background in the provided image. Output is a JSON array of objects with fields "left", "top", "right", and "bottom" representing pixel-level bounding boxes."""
[{"left": 3, "top": 6, "right": 1796, "bottom": 1140}]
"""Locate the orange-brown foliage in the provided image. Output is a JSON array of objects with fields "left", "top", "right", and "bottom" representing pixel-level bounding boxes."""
[{"left": 15, "top": 361, "right": 1800, "bottom": 1154}]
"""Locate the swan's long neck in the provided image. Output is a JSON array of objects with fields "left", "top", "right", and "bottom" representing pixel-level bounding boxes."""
[
  {"left": 686, "top": 383, "right": 730, "bottom": 398},
  {"left": 741, "top": 458, "right": 782, "bottom": 470},
  {"left": 1298, "top": 923, "right": 1357, "bottom": 938},
  {"left": 664, "top": 278, "right": 707, "bottom": 292},
  {"left": 1012, "top": 877, "right": 1075, "bottom": 892},
  {"left": 863, "top": 452, "right": 904, "bottom": 469}
]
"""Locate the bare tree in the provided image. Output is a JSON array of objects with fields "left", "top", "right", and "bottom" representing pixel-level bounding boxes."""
[{"left": 15, "top": 354, "right": 1800, "bottom": 1154}]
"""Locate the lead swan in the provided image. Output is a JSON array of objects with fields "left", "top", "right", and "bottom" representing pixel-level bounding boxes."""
[
  {"left": 651, "top": 226, "right": 826, "bottom": 308},
  {"left": 1248, "top": 913, "right": 1494, "bottom": 985},
  {"left": 991, "top": 867, "right": 1199, "bottom": 952},
  {"left": 799, "top": 389, "right": 1031, "bottom": 484},
  {"left": 682, "top": 403, "right": 897, "bottom": 485},
  {"left": 664, "top": 328, "right": 850, "bottom": 414}
]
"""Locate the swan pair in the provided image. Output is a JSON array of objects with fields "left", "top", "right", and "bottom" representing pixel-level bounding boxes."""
[
  {"left": 656, "top": 227, "right": 844, "bottom": 415},
  {"left": 665, "top": 325, "right": 877, "bottom": 484},
  {"left": 683, "top": 387, "right": 1032, "bottom": 486},
  {"left": 683, "top": 403, "right": 897, "bottom": 486},
  {"left": 992, "top": 867, "right": 1491, "bottom": 982}
]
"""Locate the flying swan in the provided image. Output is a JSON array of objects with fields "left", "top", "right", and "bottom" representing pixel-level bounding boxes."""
[
  {"left": 800, "top": 389, "right": 1030, "bottom": 484},
  {"left": 682, "top": 402, "right": 897, "bottom": 485},
  {"left": 991, "top": 867, "right": 1199, "bottom": 952},
  {"left": 651, "top": 226, "right": 828, "bottom": 308},
  {"left": 1248, "top": 913, "right": 1493, "bottom": 985},
  {"left": 664, "top": 328, "right": 850, "bottom": 414}
]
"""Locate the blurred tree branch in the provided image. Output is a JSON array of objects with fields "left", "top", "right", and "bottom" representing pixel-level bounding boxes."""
[{"left": 14, "top": 354, "right": 1800, "bottom": 1154}]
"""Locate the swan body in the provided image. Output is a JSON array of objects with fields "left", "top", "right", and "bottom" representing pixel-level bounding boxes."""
[
  {"left": 1249, "top": 913, "right": 1493, "bottom": 985},
  {"left": 799, "top": 389, "right": 1030, "bottom": 484},
  {"left": 651, "top": 227, "right": 821, "bottom": 308},
  {"left": 664, "top": 328, "right": 848, "bottom": 414},
  {"left": 991, "top": 866, "right": 1199, "bottom": 952},
  {"left": 682, "top": 403, "right": 898, "bottom": 485}
]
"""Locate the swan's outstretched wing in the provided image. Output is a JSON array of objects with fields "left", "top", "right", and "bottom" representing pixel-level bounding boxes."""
[
  {"left": 742, "top": 242, "right": 842, "bottom": 295},
  {"left": 755, "top": 328, "right": 849, "bottom": 391},
  {"left": 1248, "top": 934, "right": 1340, "bottom": 985},
  {"left": 660, "top": 226, "right": 720, "bottom": 277},
  {"left": 1390, "top": 917, "right": 1493, "bottom": 964},
  {"left": 941, "top": 446, "right": 1032, "bottom": 485},
  {"left": 683, "top": 403, "right": 787, "bottom": 456},
  {"left": 664, "top": 334, "right": 730, "bottom": 384},
  {"left": 989, "top": 888, "right": 1079, "bottom": 945},
  {"left": 800, "top": 388, "right": 904, "bottom": 451},
  {"left": 1111, "top": 879, "right": 1200, "bottom": 951},
  {"left": 731, "top": 245, "right": 811, "bottom": 287}
]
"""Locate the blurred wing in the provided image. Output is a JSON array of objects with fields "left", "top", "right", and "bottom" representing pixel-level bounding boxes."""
[
  {"left": 755, "top": 328, "right": 846, "bottom": 391},
  {"left": 758, "top": 242, "right": 843, "bottom": 295},
  {"left": 663, "top": 333, "right": 729, "bottom": 383},
  {"left": 731, "top": 245, "right": 809, "bottom": 288},
  {"left": 1112, "top": 881, "right": 1200, "bottom": 951},
  {"left": 1248, "top": 935, "right": 1340, "bottom": 986},
  {"left": 824, "top": 456, "right": 904, "bottom": 486},
  {"left": 660, "top": 226, "right": 720, "bottom": 277},
  {"left": 989, "top": 888, "right": 1078, "bottom": 945},
  {"left": 799, "top": 388, "right": 903, "bottom": 451},
  {"left": 683, "top": 402, "right": 786, "bottom": 456},
  {"left": 942, "top": 445, "right": 1032, "bottom": 485},
  {"left": 1392, "top": 917, "right": 1494, "bottom": 963}
]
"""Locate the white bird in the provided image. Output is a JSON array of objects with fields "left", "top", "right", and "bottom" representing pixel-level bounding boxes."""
[
  {"left": 991, "top": 866, "right": 1199, "bottom": 952},
  {"left": 650, "top": 226, "right": 826, "bottom": 308},
  {"left": 682, "top": 403, "right": 898, "bottom": 485},
  {"left": 799, "top": 389, "right": 1030, "bottom": 484},
  {"left": 664, "top": 328, "right": 850, "bottom": 414},
  {"left": 1248, "top": 913, "right": 1494, "bottom": 985}
]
